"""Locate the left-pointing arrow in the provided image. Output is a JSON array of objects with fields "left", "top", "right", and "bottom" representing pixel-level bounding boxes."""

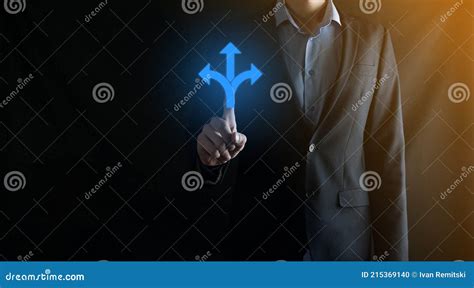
[{"left": 199, "top": 64, "right": 227, "bottom": 86}]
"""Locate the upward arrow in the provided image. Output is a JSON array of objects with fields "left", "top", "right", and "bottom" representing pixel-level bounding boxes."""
[{"left": 220, "top": 42, "right": 241, "bottom": 81}]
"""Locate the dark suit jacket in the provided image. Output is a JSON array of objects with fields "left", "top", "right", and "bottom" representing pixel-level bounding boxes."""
[{"left": 198, "top": 8, "right": 408, "bottom": 261}]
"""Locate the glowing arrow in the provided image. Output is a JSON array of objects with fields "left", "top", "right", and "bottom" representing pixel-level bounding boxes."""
[
  {"left": 199, "top": 64, "right": 234, "bottom": 105},
  {"left": 220, "top": 42, "right": 241, "bottom": 81},
  {"left": 231, "top": 64, "right": 262, "bottom": 89},
  {"left": 198, "top": 42, "right": 262, "bottom": 109}
]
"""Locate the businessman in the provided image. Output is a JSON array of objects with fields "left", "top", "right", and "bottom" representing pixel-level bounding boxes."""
[{"left": 196, "top": 0, "right": 408, "bottom": 261}]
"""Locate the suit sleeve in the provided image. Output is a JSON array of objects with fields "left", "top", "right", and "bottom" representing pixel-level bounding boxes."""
[
  {"left": 196, "top": 159, "right": 227, "bottom": 185},
  {"left": 365, "top": 29, "right": 409, "bottom": 260},
  {"left": 193, "top": 148, "right": 237, "bottom": 198}
]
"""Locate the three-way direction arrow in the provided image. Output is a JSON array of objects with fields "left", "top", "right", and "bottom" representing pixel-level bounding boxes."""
[{"left": 198, "top": 42, "right": 262, "bottom": 109}]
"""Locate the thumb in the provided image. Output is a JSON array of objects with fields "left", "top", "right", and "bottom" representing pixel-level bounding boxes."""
[
  {"left": 222, "top": 107, "right": 236, "bottom": 132},
  {"left": 232, "top": 131, "right": 246, "bottom": 146},
  {"left": 232, "top": 131, "right": 239, "bottom": 144}
]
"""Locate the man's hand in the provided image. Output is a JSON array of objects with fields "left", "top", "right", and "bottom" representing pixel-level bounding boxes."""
[{"left": 197, "top": 108, "right": 247, "bottom": 166}]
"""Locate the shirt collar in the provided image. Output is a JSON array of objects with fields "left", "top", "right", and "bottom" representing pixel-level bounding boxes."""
[{"left": 274, "top": 0, "right": 341, "bottom": 31}]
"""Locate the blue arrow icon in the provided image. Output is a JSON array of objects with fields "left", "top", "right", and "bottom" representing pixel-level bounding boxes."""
[
  {"left": 220, "top": 43, "right": 241, "bottom": 80},
  {"left": 199, "top": 42, "right": 262, "bottom": 109}
]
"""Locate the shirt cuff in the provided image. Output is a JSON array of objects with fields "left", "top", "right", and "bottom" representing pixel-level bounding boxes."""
[{"left": 196, "top": 159, "right": 226, "bottom": 185}]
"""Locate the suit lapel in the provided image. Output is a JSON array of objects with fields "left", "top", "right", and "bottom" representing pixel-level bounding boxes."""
[
  {"left": 256, "top": 9, "right": 360, "bottom": 153},
  {"left": 312, "top": 15, "right": 360, "bottom": 136}
]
